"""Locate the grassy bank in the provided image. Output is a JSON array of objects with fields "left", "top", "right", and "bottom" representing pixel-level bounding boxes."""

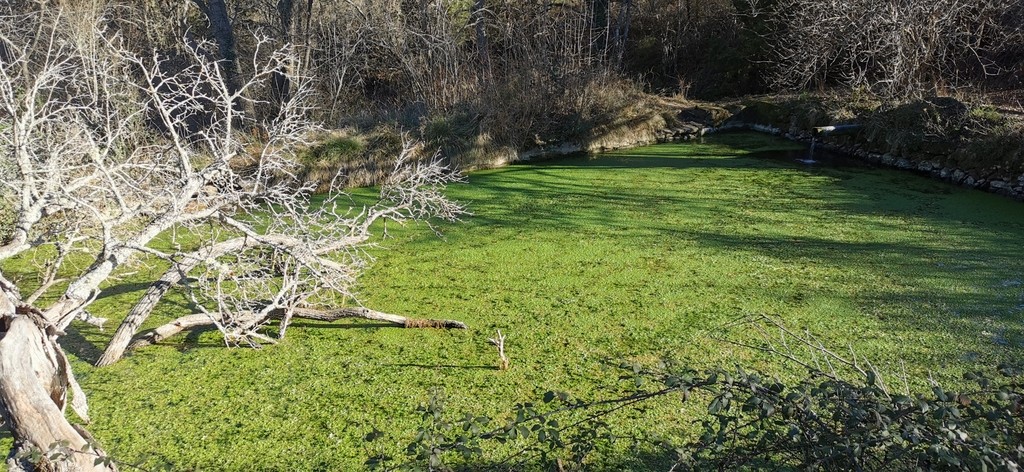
[{"left": 5, "top": 132, "right": 1024, "bottom": 470}]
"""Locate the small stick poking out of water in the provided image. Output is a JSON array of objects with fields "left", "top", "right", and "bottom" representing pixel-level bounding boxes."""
[{"left": 488, "top": 330, "right": 509, "bottom": 371}]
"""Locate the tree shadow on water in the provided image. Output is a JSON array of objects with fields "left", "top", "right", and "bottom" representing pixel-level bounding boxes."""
[
  {"left": 687, "top": 227, "right": 1024, "bottom": 364},
  {"left": 443, "top": 133, "right": 1024, "bottom": 369},
  {"left": 60, "top": 325, "right": 105, "bottom": 365},
  {"left": 95, "top": 281, "right": 156, "bottom": 300}
]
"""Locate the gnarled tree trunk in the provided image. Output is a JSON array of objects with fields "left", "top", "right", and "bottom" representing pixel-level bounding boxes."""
[{"left": 0, "top": 279, "right": 114, "bottom": 472}]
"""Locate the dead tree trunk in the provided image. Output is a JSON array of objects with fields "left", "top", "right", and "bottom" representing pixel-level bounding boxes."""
[
  {"left": 126, "top": 307, "right": 467, "bottom": 352},
  {"left": 98, "top": 229, "right": 470, "bottom": 366},
  {"left": 94, "top": 267, "right": 187, "bottom": 367},
  {"left": 613, "top": 0, "right": 632, "bottom": 68},
  {"left": 95, "top": 237, "right": 250, "bottom": 366},
  {"left": 471, "top": 0, "right": 491, "bottom": 78},
  {"left": 273, "top": 0, "right": 296, "bottom": 106},
  {"left": 592, "top": 0, "right": 610, "bottom": 58},
  {"left": 192, "top": 0, "right": 253, "bottom": 117},
  {"left": 0, "top": 280, "right": 114, "bottom": 472}
]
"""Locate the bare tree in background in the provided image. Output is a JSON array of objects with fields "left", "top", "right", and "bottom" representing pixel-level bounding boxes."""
[
  {"left": 0, "top": 8, "right": 465, "bottom": 471},
  {"left": 770, "top": 0, "right": 1024, "bottom": 97}
]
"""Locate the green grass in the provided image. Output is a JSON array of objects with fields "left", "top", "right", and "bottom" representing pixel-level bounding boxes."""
[
  {"left": 300, "top": 136, "right": 364, "bottom": 165},
  {"left": 5, "top": 132, "right": 1024, "bottom": 470}
]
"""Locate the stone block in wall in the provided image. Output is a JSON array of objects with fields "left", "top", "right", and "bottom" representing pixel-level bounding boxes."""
[{"left": 990, "top": 180, "right": 1011, "bottom": 191}]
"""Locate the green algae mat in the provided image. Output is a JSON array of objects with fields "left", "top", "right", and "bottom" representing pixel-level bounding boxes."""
[{"left": 5, "top": 132, "right": 1023, "bottom": 470}]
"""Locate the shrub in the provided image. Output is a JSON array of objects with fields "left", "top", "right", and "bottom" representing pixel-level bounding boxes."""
[
  {"left": 296, "top": 126, "right": 410, "bottom": 190},
  {"left": 380, "top": 316, "right": 1024, "bottom": 471}
]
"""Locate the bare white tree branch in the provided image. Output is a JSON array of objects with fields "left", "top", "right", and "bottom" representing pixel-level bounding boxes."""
[{"left": 0, "top": 8, "right": 466, "bottom": 470}]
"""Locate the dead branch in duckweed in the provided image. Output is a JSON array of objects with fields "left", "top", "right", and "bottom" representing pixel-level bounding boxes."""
[{"left": 489, "top": 329, "right": 509, "bottom": 371}]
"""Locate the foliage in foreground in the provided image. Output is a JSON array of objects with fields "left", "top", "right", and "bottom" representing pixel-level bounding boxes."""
[
  {"left": 386, "top": 317, "right": 1024, "bottom": 471},
  {"left": 26, "top": 350, "right": 1024, "bottom": 471}
]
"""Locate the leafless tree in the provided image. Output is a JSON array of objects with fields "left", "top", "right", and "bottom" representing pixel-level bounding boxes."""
[
  {"left": 769, "top": 0, "right": 1024, "bottom": 97},
  {"left": 0, "top": 9, "right": 465, "bottom": 471}
]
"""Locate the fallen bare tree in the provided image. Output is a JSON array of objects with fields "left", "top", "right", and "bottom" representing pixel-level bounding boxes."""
[{"left": 0, "top": 9, "right": 465, "bottom": 471}]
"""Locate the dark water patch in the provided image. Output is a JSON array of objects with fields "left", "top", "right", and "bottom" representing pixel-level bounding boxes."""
[{"left": 747, "top": 146, "right": 873, "bottom": 170}]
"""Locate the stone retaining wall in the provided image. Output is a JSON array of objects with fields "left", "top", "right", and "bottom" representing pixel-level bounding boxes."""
[{"left": 711, "top": 120, "right": 1024, "bottom": 200}]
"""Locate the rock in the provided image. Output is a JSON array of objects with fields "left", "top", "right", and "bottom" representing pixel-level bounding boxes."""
[
  {"left": 952, "top": 170, "right": 966, "bottom": 183},
  {"left": 965, "top": 176, "right": 976, "bottom": 186},
  {"left": 881, "top": 154, "right": 895, "bottom": 165},
  {"left": 895, "top": 158, "right": 913, "bottom": 169},
  {"left": 939, "top": 168, "right": 950, "bottom": 179},
  {"left": 990, "top": 180, "right": 1011, "bottom": 191}
]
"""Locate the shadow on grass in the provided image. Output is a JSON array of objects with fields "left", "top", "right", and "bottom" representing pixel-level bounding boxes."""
[
  {"left": 63, "top": 319, "right": 425, "bottom": 365},
  {"left": 462, "top": 133, "right": 1024, "bottom": 260}
]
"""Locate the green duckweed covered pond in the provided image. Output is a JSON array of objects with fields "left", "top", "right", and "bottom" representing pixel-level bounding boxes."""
[{"left": 7, "top": 132, "right": 1024, "bottom": 470}]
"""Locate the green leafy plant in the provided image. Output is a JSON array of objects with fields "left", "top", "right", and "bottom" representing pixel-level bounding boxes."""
[{"left": 389, "top": 316, "right": 1024, "bottom": 471}]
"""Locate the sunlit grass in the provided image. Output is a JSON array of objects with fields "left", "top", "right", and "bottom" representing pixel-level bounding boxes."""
[{"left": 5, "top": 132, "right": 1024, "bottom": 470}]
